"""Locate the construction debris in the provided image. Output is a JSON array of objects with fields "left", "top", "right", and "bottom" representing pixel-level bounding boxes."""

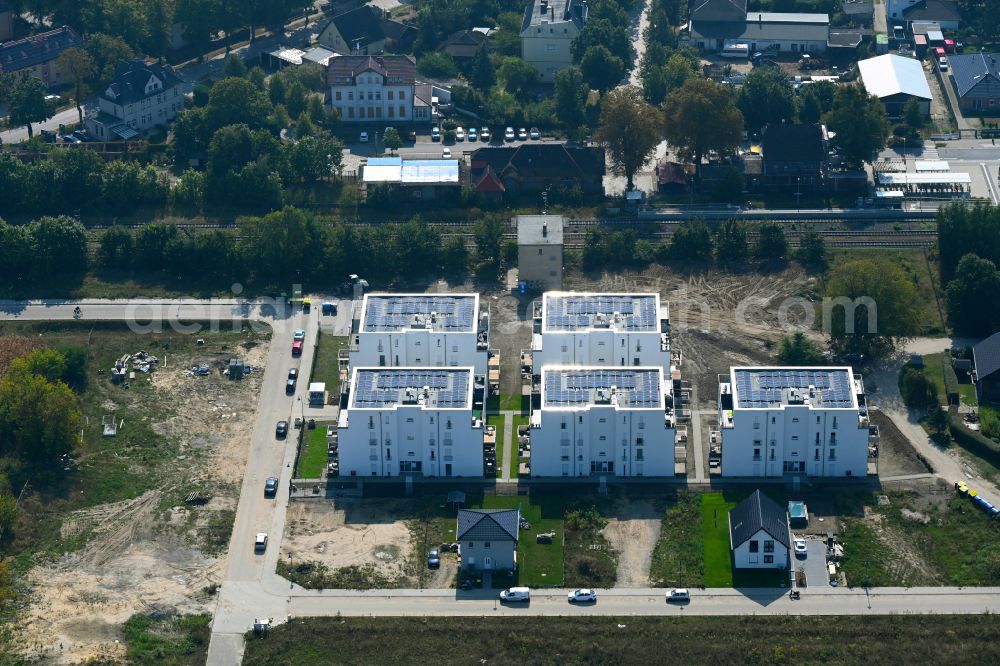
[{"left": 111, "top": 351, "right": 160, "bottom": 382}]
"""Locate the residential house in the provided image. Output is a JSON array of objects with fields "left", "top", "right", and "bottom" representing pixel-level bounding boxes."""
[
  {"left": 841, "top": 1, "right": 874, "bottom": 27},
  {"left": 656, "top": 160, "right": 689, "bottom": 194},
  {"left": 469, "top": 144, "right": 606, "bottom": 196},
  {"left": 718, "top": 367, "right": 874, "bottom": 478},
  {"left": 85, "top": 59, "right": 185, "bottom": 140},
  {"left": 517, "top": 215, "right": 564, "bottom": 291},
  {"left": 520, "top": 0, "right": 588, "bottom": 82},
  {"left": 457, "top": 509, "right": 519, "bottom": 571},
  {"left": 380, "top": 19, "right": 416, "bottom": 52},
  {"left": 0, "top": 26, "right": 83, "bottom": 87},
  {"left": 729, "top": 489, "right": 791, "bottom": 569},
  {"left": 439, "top": 29, "right": 488, "bottom": 61},
  {"left": 903, "top": 0, "right": 961, "bottom": 31},
  {"left": 972, "top": 332, "right": 1000, "bottom": 403},
  {"left": 858, "top": 54, "right": 932, "bottom": 117},
  {"left": 0, "top": 2, "right": 14, "bottom": 42},
  {"left": 688, "top": 0, "right": 830, "bottom": 54},
  {"left": 350, "top": 293, "right": 490, "bottom": 375},
  {"left": 327, "top": 55, "right": 432, "bottom": 123},
  {"left": 758, "top": 123, "right": 828, "bottom": 190},
  {"left": 949, "top": 53, "right": 1000, "bottom": 115},
  {"left": 318, "top": 5, "right": 386, "bottom": 55},
  {"left": 337, "top": 367, "right": 484, "bottom": 478}
]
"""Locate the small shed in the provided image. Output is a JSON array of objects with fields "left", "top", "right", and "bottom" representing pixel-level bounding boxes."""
[
  {"left": 309, "top": 382, "right": 327, "bottom": 406},
  {"left": 228, "top": 358, "right": 245, "bottom": 380}
]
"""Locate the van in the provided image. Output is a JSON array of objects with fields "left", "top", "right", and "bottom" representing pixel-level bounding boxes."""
[
  {"left": 499, "top": 587, "right": 530, "bottom": 602},
  {"left": 666, "top": 588, "right": 690, "bottom": 602}
]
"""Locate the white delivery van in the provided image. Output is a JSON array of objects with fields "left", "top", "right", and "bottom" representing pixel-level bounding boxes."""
[{"left": 500, "top": 587, "right": 530, "bottom": 602}]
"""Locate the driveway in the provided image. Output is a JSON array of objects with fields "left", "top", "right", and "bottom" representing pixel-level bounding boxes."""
[{"left": 798, "top": 539, "right": 830, "bottom": 589}]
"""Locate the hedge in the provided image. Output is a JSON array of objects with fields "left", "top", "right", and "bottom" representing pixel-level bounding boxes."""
[
  {"left": 948, "top": 407, "right": 1000, "bottom": 468},
  {"left": 942, "top": 356, "right": 960, "bottom": 405}
]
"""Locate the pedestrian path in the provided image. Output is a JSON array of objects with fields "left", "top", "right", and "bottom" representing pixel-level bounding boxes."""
[{"left": 501, "top": 410, "right": 516, "bottom": 482}]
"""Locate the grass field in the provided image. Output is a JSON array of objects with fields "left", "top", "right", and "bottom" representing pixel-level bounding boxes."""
[
  {"left": 701, "top": 493, "right": 736, "bottom": 587},
  {"left": 499, "top": 392, "right": 526, "bottom": 412},
  {"left": 297, "top": 423, "right": 331, "bottom": 479},
  {"left": 244, "top": 615, "right": 1000, "bottom": 665},
  {"left": 122, "top": 613, "right": 210, "bottom": 666},
  {"left": 649, "top": 491, "right": 705, "bottom": 587},
  {"left": 311, "top": 333, "right": 347, "bottom": 395}
]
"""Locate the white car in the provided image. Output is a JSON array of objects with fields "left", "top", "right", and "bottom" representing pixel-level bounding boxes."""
[
  {"left": 455, "top": 127, "right": 465, "bottom": 141},
  {"left": 431, "top": 126, "right": 441, "bottom": 141},
  {"left": 499, "top": 586, "right": 530, "bottom": 602},
  {"left": 254, "top": 533, "right": 268, "bottom": 552},
  {"left": 938, "top": 56, "right": 948, "bottom": 70},
  {"left": 442, "top": 147, "right": 452, "bottom": 158},
  {"left": 666, "top": 588, "right": 690, "bottom": 602},
  {"left": 481, "top": 127, "right": 491, "bottom": 141},
  {"left": 504, "top": 127, "right": 515, "bottom": 141},
  {"left": 518, "top": 127, "right": 527, "bottom": 141},
  {"left": 359, "top": 132, "right": 369, "bottom": 143},
  {"left": 794, "top": 538, "right": 808, "bottom": 557},
  {"left": 568, "top": 588, "right": 597, "bottom": 603}
]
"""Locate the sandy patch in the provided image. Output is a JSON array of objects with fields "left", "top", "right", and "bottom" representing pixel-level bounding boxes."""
[{"left": 600, "top": 501, "right": 662, "bottom": 587}]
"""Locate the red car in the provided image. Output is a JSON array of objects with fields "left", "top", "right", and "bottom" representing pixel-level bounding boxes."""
[{"left": 292, "top": 340, "right": 302, "bottom": 356}]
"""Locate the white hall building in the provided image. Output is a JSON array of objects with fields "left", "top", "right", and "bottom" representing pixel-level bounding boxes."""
[
  {"left": 530, "top": 292, "right": 672, "bottom": 370},
  {"left": 338, "top": 367, "right": 483, "bottom": 478},
  {"left": 718, "top": 367, "right": 873, "bottom": 478},
  {"left": 529, "top": 367, "right": 677, "bottom": 477},
  {"left": 350, "top": 294, "right": 490, "bottom": 375}
]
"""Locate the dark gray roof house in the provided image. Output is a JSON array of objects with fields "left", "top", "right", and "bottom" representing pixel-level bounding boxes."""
[
  {"left": 691, "top": 0, "right": 748, "bottom": 22},
  {"left": 949, "top": 53, "right": 1000, "bottom": 113},
  {"left": 318, "top": 5, "right": 386, "bottom": 54},
  {"left": 0, "top": 26, "right": 83, "bottom": 78},
  {"left": 457, "top": 509, "right": 520, "bottom": 542},
  {"left": 973, "top": 331, "right": 1000, "bottom": 403},
  {"left": 729, "top": 489, "right": 790, "bottom": 549},
  {"left": 102, "top": 59, "right": 183, "bottom": 106},
  {"left": 902, "top": 0, "right": 961, "bottom": 27}
]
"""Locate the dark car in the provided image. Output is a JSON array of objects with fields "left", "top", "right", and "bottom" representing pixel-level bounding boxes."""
[
  {"left": 286, "top": 377, "right": 297, "bottom": 394},
  {"left": 427, "top": 548, "right": 440, "bottom": 568},
  {"left": 288, "top": 368, "right": 299, "bottom": 380},
  {"left": 264, "top": 476, "right": 278, "bottom": 497},
  {"left": 276, "top": 420, "right": 289, "bottom": 438}
]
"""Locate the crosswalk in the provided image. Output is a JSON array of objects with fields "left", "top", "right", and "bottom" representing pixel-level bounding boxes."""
[{"left": 917, "top": 142, "right": 939, "bottom": 160}]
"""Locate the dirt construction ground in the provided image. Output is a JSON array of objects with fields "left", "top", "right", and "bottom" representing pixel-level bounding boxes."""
[
  {"left": 600, "top": 500, "right": 662, "bottom": 587},
  {"left": 12, "top": 332, "right": 270, "bottom": 664}
]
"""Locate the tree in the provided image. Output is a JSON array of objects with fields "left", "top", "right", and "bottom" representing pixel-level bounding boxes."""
[
  {"left": 284, "top": 80, "right": 307, "bottom": 120},
  {"left": 946, "top": 253, "right": 1000, "bottom": 336},
  {"left": 441, "top": 236, "right": 469, "bottom": 275},
  {"left": 416, "top": 52, "right": 459, "bottom": 79},
  {"left": 797, "top": 227, "right": 826, "bottom": 265},
  {"left": 928, "top": 405, "right": 949, "bottom": 435},
  {"left": 825, "top": 257, "right": 921, "bottom": 358},
  {"left": 99, "top": 225, "right": 134, "bottom": 268},
  {"left": 593, "top": 86, "right": 661, "bottom": 190},
  {"left": 798, "top": 89, "right": 823, "bottom": 124},
  {"left": 798, "top": 80, "right": 836, "bottom": 124},
  {"left": 663, "top": 78, "right": 743, "bottom": 180},
  {"left": 55, "top": 48, "right": 95, "bottom": 124},
  {"left": 248, "top": 66, "right": 267, "bottom": 91},
  {"left": 4, "top": 73, "right": 52, "bottom": 139},
  {"left": 669, "top": 219, "right": 713, "bottom": 261},
  {"left": 899, "top": 367, "right": 938, "bottom": 411},
  {"left": 268, "top": 74, "right": 286, "bottom": 105},
  {"left": 555, "top": 67, "right": 588, "bottom": 129},
  {"left": 0, "top": 221, "right": 34, "bottom": 282},
  {"left": 777, "top": 332, "right": 824, "bottom": 365},
  {"left": 580, "top": 45, "right": 625, "bottom": 93},
  {"left": 176, "top": 0, "right": 222, "bottom": 60},
  {"left": 382, "top": 127, "right": 402, "bottom": 154},
  {"left": 903, "top": 97, "right": 924, "bottom": 134},
  {"left": 498, "top": 57, "right": 538, "bottom": 102},
  {"left": 206, "top": 77, "right": 273, "bottom": 132},
  {"left": 142, "top": 0, "right": 173, "bottom": 57},
  {"left": 715, "top": 219, "right": 748, "bottom": 262},
  {"left": 756, "top": 221, "right": 788, "bottom": 260},
  {"left": 223, "top": 53, "right": 248, "bottom": 78},
  {"left": 29, "top": 216, "right": 87, "bottom": 274},
  {"left": 474, "top": 215, "right": 506, "bottom": 266},
  {"left": 737, "top": 67, "right": 795, "bottom": 133},
  {"left": 825, "top": 84, "right": 890, "bottom": 167},
  {"left": 471, "top": 44, "right": 496, "bottom": 91},
  {"left": 572, "top": 18, "right": 632, "bottom": 66},
  {"left": 239, "top": 207, "right": 321, "bottom": 280},
  {"left": 85, "top": 33, "right": 135, "bottom": 84}
]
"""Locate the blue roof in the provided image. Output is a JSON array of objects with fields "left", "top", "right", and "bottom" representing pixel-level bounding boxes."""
[
  {"left": 544, "top": 293, "right": 659, "bottom": 332},
  {"left": 363, "top": 294, "right": 477, "bottom": 332},
  {"left": 732, "top": 367, "right": 855, "bottom": 409},
  {"left": 949, "top": 53, "right": 1000, "bottom": 97},
  {"left": 543, "top": 368, "right": 663, "bottom": 409},
  {"left": 351, "top": 368, "right": 471, "bottom": 409},
  {"left": 367, "top": 157, "right": 403, "bottom": 166}
]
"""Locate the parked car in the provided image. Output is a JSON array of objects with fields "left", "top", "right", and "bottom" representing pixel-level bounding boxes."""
[
  {"left": 408, "top": 130, "right": 417, "bottom": 142},
  {"left": 61, "top": 134, "right": 81, "bottom": 144},
  {"left": 938, "top": 56, "right": 948, "bottom": 70},
  {"left": 427, "top": 548, "right": 440, "bottom": 568},
  {"left": 276, "top": 420, "right": 289, "bottom": 438},
  {"left": 467, "top": 127, "right": 477, "bottom": 141},
  {"left": 359, "top": 131, "right": 369, "bottom": 143},
  {"left": 666, "top": 588, "right": 690, "bottom": 602},
  {"left": 264, "top": 476, "right": 278, "bottom": 497},
  {"left": 529, "top": 127, "right": 540, "bottom": 140},
  {"left": 568, "top": 589, "right": 596, "bottom": 603},
  {"left": 431, "top": 126, "right": 441, "bottom": 141},
  {"left": 455, "top": 126, "right": 465, "bottom": 141},
  {"left": 481, "top": 127, "right": 491, "bottom": 142},
  {"left": 518, "top": 127, "right": 527, "bottom": 141},
  {"left": 286, "top": 377, "right": 296, "bottom": 394},
  {"left": 254, "top": 533, "right": 268, "bottom": 552},
  {"left": 72, "top": 130, "right": 92, "bottom": 142},
  {"left": 794, "top": 538, "right": 808, "bottom": 557},
  {"left": 293, "top": 329, "right": 305, "bottom": 342},
  {"left": 288, "top": 368, "right": 298, "bottom": 380},
  {"left": 499, "top": 587, "right": 530, "bottom": 602},
  {"left": 504, "top": 127, "right": 515, "bottom": 141},
  {"left": 442, "top": 147, "right": 452, "bottom": 158},
  {"left": 292, "top": 340, "right": 302, "bottom": 356}
]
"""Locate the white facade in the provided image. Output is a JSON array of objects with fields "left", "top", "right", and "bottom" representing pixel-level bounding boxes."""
[
  {"left": 732, "top": 528, "right": 789, "bottom": 568},
  {"left": 718, "top": 367, "right": 872, "bottom": 478},
  {"left": 520, "top": 0, "right": 587, "bottom": 82},
  {"left": 531, "top": 292, "right": 672, "bottom": 371},
  {"left": 85, "top": 60, "right": 185, "bottom": 139},
  {"left": 517, "top": 215, "right": 563, "bottom": 290},
  {"left": 529, "top": 367, "right": 676, "bottom": 477},
  {"left": 351, "top": 294, "right": 489, "bottom": 375},
  {"left": 330, "top": 71, "right": 414, "bottom": 122},
  {"left": 337, "top": 367, "right": 483, "bottom": 478}
]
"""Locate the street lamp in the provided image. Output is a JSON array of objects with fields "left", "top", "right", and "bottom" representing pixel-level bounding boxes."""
[{"left": 796, "top": 177, "right": 802, "bottom": 213}]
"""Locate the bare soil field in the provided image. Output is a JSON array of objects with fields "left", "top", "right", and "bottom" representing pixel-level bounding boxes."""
[
  {"left": 600, "top": 500, "right": 661, "bottom": 587},
  {"left": 6, "top": 325, "right": 269, "bottom": 664},
  {"left": 870, "top": 409, "right": 934, "bottom": 478}
]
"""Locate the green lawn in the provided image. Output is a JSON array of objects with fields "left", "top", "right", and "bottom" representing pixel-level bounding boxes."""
[
  {"left": 481, "top": 495, "right": 563, "bottom": 587},
  {"left": 488, "top": 413, "right": 505, "bottom": 479},
  {"left": 311, "top": 333, "right": 347, "bottom": 395},
  {"left": 650, "top": 491, "right": 705, "bottom": 587},
  {"left": 701, "top": 493, "right": 736, "bottom": 587},
  {"left": 297, "top": 422, "right": 331, "bottom": 479},
  {"left": 499, "top": 392, "right": 526, "bottom": 413},
  {"left": 923, "top": 352, "right": 948, "bottom": 405}
]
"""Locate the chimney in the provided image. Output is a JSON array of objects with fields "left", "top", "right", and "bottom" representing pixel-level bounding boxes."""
[
  {"left": 551, "top": 5, "right": 555, "bottom": 19},
  {"left": 542, "top": 222, "right": 548, "bottom": 237}
]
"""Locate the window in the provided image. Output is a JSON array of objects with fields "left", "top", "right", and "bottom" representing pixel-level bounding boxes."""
[
  {"left": 388, "top": 90, "right": 393, "bottom": 100},
  {"left": 468, "top": 542, "right": 474, "bottom": 548},
  {"left": 368, "top": 416, "right": 374, "bottom": 429},
  {"left": 399, "top": 105, "right": 406, "bottom": 117},
  {"left": 560, "top": 422, "right": 566, "bottom": 430},
  {"left": 764, "top": 540, "right": 774, "bottom": 553},
  {"left": 599, "top": 436, "right": 606, "bottom": 441},
  {"left": 375, "top": 91, "right": 381, "bottom": 100},
  {"left": 348, "top": 91, "right": 353, "bottom": 100},
  {"left": 484, "top": 541, "right": 490, "bottom": 548},
  {"left": 399, "top": 90, "right": 405, "bottom": 100},
  {"left": 406, "top": 418, "right": 414, "bottom": 423},
  {"left": 829, "top": 449, "right": 837, "bottom": 460},
  {"left": 815, "top": 449, "right": 820, "bottom": 460},
  {"left": 753, "top": 448, "right": 761, "bottom": 460},
  {"left": 636, "top": 437, "right": 643, "bottom": 445},
  {"left": 764, "top": 555, "right": 774, "bottom": 564},
  {"left": 815, "top": 433, "right": 820, "bottom": 444},
  {"left": 832, "top": 416, "right": 838, "bottom": 429},
  {"left": 792, "top": 417, "right": 799, "bottom": 423},
  {"left": 560, "top": 455, "right": 570, "bottom": 461},
  {"left": 749, "top": 540, "right": 759, "bottom": 553},
  {"left": 636, "top": 448, "right": 644, "bottom": 461}
]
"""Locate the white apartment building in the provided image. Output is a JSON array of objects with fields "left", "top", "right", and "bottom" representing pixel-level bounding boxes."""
[
  {"left": 718, "top": 367, "right": 873, "bottom": 478},
  {"left": 338, "top": 367, "right": 483, "bottom": 478},
  {"left": 531, "top": 293, "right": 672, "bottom": 371},
  {"left": 517, "top": 215, "right": 563, "bottom": 291},
  {"left": 326, "top": 54, "right": 431, "bottom": 123},
  {"left": 520, "top": 0, "right": 587, "bottom": 82},
  {"left": 85, "top": 59, "right": 185, "bottom": 140},
  {"left": 350, "top": 294, "right": 490, "bottom": 375},
  {"left": 530, "top": 367, "right": 676, "bottom": 477}
]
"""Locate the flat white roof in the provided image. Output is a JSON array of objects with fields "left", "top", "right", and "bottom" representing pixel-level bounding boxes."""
[
  {"left": 915, "top": 160, "right": 950, "bottom": 172},
  {"left": 349, "top": 367, "right": 474, "bottom": 410},
  {"left": 726, "top": 367, "right": 859, "bottom": 410},
  {"left": 877, "top": 172, "right": 971, "bottom": 184},
  {"left": 309, "top": 382, "right": 326, "bottom": 392},
  {"left": 361, "top": 293, "right": 480, "bottom": 333},
  {"left": 541, "top": 366, "right": 666, "bottom": 410},
  {"left": 858, "top": 54, "right": 933, "bottom": 100},
  {"left": 541, "top": 292, "right": 663, "bottom": 333}
]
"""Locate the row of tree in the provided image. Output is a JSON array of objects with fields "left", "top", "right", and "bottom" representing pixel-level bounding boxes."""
[{"left": 936, "top": 202, "right": 1000, "bottom": 336}]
